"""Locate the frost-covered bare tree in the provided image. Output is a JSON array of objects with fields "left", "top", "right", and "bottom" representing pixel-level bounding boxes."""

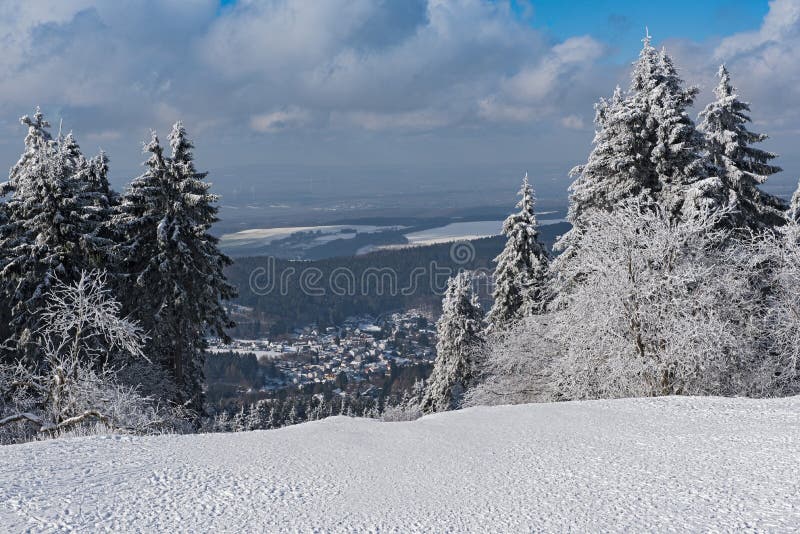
[
  {"left": 469, "top": 199, "right": 769, "bottom": 405},
  {"left": 39, "top": 270, "right": 145, "bottom": 366},
  {"left": 0, "top": 271, "right": 183, "bottom": 444},
  {"left": 464, "top": 317, "right": 562, "bottom": 407},
  {"left": 754, "top": 189, "right": 800, "bottom": 396}
]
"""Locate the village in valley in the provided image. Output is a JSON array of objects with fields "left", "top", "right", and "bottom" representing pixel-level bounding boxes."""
[{"left": 207, "top": 311, "right": 437, "bottom": 402}]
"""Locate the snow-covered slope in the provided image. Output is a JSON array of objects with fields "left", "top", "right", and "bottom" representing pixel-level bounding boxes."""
[{"left": 2, "top": 396, "right": 799, "bottom": 532}]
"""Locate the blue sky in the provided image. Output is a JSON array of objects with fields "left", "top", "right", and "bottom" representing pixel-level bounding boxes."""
[
  {"left": 0, "top": 0, "right": 796, "bottom": 210},
  {"left": 526, "top": 0, "right": 769, "bottom": 53}
]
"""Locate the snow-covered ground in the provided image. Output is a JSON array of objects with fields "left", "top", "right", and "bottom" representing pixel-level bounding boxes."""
[{"left": 2, "top": 396, "right": 799, "bottom": 532}]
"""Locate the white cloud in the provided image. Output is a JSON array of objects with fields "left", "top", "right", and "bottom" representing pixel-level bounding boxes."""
[
  {"left": 502, "top": 36, "right": 605, "bottom": 102},
  {"left": 199, "top": 0, "right": 552, "bottom": 124},
  {"left": 250, "top": 107, "right": 312, "bottom": 133},
  {"left": 560, "top": 115, "right": 585, "bottom": 130},
  {"left": 331, "top": 109, "right": 452, "bottom": 131},
  {"left": 477, "top": 98, "right": 538, "bottom": 122},
  {"left": 715, "top": 0, "right": 800, "bottom": 60}
]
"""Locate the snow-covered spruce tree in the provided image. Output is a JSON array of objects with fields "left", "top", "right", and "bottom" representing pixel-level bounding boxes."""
[
  {"left": 564, "top": 86, "right": 647, "bottom": 236},
  {"left": 0, "top": 112, "right": 111, "bottom": 364},
  {"left": 115, "top": 123, "right": 235, "bottom": 413},
  {"left": 1, "top": 108, "right": 53, "bottom": 200},
  {"left": 629, "top": 35, "right": 726, "bottom": 219},
  {"left": 487, "top": 173, "right": 550, "bottom": 331},
  {"left": 0, "top": 109, "right": 54, "bottom": 359},
  {"left": 65, "top": 135, "right": 117, "bottom": 269},
  {"left": 697, "top": 65, "right": 786, "bottom": 230},
  {"left": 559, "top": 34, "right": 725, "bottom": 264},
  {"left": 421, "top": 271, "right": 485, "bottom": 413},
  {"left": 113, "top": 132, "right": 168, "bottom": 313}
]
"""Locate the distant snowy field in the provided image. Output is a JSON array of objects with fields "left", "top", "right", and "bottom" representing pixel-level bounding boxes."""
[
  {"left": 402, "top": 218, "right": 567, "bottom": 246},
  {"left": 2, "top": 396, "right": 799, "bottom": 532},
  {"left": 219, "top": 224, "right": 403, "bottom": 249}
]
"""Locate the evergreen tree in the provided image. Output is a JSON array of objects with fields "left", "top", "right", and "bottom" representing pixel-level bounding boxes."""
[
  {"left": 115, "top": 123, "right": 236, "bottom": 412},
  {"left": 697, "top": 64, "right": 786, "bottom": 229},
  {"left": 487, "top": 174, "right": 550, "bottom": 331},
  {"left": 64, "top": 135, "right": 116, "bottom": 268},
  {"left": 0, "top": 111, "right": 108, "bottom": 362},
  {"left": 565, "top": 35, "right": 725, "bottom": 228},
  {"left": 2, "top": 108, "right": 53, "bottom": 200},
  {"left": 559, "top": 33, "right": 727, "bottom": 268},
  {"left": 114, "top": 132, "right": 172, "bottom": 379},
  {"left": 245, "top": 402, "right": 262, "bottom": 430},
  {"left": 421, "top": 272, "right": 484, "bottom": 413},
  {"left": 566, "top": 86, "right": 646, "bottom": 227},
  {"left": 628, "top": 34, "right": 727, "bottom": 218},
  {"left": 232, "top": 406, "right": 247, "bottom": 432}
]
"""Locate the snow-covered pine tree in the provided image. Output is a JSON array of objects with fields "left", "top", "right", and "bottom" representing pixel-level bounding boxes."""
[
  {"left": 565, "top": 86, "right": 646, "bottom": 227},
  {"left": 160, "top": 122, "right": 236, "bottom": 410},
  {"left": 0, "top": 111, "right": 109, "bottom": 363},
  {"left": 558, "top": 33, "right": 727, "bottom": 270},
  {"left": 1, "top": 108, "right": 53, "bottom": 200},
  {"left": 566, "top": 35, "right": 725, "bottom": 224},
  {"left": 487, "top": 174, "right": 550, "bottom": 331},
  {"left": 245, "top": 402, "right": 261, "bottom": 430},
  {"left": 629, "top": 35, "right": 725, "bottom": 219},
  {"left": 556, "top": 41, "right": 658, "bottom": 262},
  {"left": 232, "top": 406, "right": 247, "bottom": 432},
  {"left": 697, "top": 65, "right": 787, "bottom": 230},
  {"left": 421, "top": 271, "right": 485, "bottom": 413},
  {"left": 114, "top": 132, "right": 168, "bottom": 297},
  {"left": 64, "top": 135, "right": 117, "bottom": 269},
  {"left": 115, "top": 124, "right": 236, "bottom": 413},
  {"left": 112, "top": 132, "right": 172, "bottom": 393},
  {"left": 0, "top": 109, "right": 54, "bottom": 349}
]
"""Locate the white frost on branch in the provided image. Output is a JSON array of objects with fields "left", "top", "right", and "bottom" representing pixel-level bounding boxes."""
[{"left": 38, "top": 270, "right": 147, "bottom": 366}]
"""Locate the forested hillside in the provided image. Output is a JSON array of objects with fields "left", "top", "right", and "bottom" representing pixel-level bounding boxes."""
[{"left": 225, "top": 223, "right": 568, "bottom": 335}]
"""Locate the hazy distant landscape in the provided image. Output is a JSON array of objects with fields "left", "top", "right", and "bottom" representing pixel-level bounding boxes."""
[{"left": 219, "top": 212, "right": 568, "bottom": 259}]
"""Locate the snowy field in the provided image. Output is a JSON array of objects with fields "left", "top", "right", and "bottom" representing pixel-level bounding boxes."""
[
  {"left": 402, "top": 218, "right": 566, "bottom": 246},
  {"left": 2, "top": 396, "right": 799, "bottom": 532},
  {"left": 219, "top": 224, "right": 404, "bottom": 249}
]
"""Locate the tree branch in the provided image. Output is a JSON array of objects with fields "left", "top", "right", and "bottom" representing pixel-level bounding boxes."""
[{"left": 0, "top": 412, "right": 43, "bottom": 427}]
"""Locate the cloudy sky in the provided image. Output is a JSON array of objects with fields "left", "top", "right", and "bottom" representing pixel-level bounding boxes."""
[{"left": 0, "top": 0, "right": 797, "bottom": 210}]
